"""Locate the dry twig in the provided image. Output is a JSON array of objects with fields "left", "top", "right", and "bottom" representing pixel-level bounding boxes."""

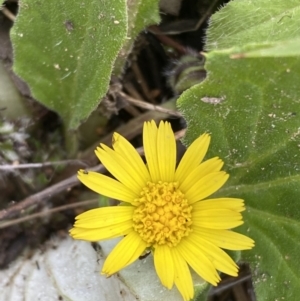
[
  {"left": 0, "top": 160, "right": 89, "bottom": 171},
  {"left": 1, "top": 6, "right": 16, "bottom": 22},
  {"left": 119, "top": 91, "right": 182, "bottom": 117},
  {"left": 0, "top": 199, "right": 99, "bottom": 229}
]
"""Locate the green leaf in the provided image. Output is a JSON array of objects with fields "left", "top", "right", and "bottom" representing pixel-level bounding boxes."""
[
  {"left": 178, "top": 1, "right": 300, "bottom": 300},
  {"left": 205, "top": 0, "right": 300, "bottom": 51},
  {"left": 179, "top": 48, "right": 300, "bottom": 301},
  {"left": 114, "top": 0, "right": 160, "bottom": 75},
  {"left": 11, "top": 0, "right": 127, "bottom": 130}
]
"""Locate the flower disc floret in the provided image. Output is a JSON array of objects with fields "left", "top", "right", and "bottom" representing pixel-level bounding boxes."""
[{"left": 133, "top": 181, "right": 192, "bottom": 247}]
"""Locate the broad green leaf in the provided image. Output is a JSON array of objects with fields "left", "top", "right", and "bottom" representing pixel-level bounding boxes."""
[
  {"left": 206, "top": 0, "right": 300, "bottom": 51},
  {"left": 114, "top": 0, "right": 160, "bottom": 75},
  {"left": 11, "top": 0, "right": 127, "bottom": 130},
  {"left": 178, "top": 45, "right": 300, "bottom": 301},
  {"left": 178, "top": 1, "right": 300, "bottom": 300}
]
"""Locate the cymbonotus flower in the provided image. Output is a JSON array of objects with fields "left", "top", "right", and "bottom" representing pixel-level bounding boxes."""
[{"left": 70, "top": 120, "right": 254, "bottom": 301}]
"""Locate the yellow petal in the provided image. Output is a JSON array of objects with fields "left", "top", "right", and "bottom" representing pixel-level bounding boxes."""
[
  {"left": 179, "top": 157, "right": 223, "bottom": 193},
  {"left": 185, "top": 171, "right": 229, "bottom": 204},
  {"left": 78, "top": 170, "right": 137, "bottom": 203},
  {"left": 192, "top": 198, "right": 245, "bottom": 213},
  {"left": 172, "top": 248, "right": 194, "bottom": 301},
  {"left": 143, "top": 120, "right": 160, "bottom": 182},
  {"left": 157, "top": 121, "right": 176, "bottom": 182},
  {"left": 189, "top": 233, "right": 238, "bottom": 276},
  {"left": 73, "top": 206, "right": 134, "bottom": 228},
  {"left": 154, "top": 245, "right": 174, "bottom": 289},
  {"left": 95, "top": 145, "right": 143, "bottom": 193},
  {"left": 192, "top": 209, "right": 244, "bottom": 229},
  {"left": 175, "top": 134, "right": 210, "bottom": 183},
  {"left": 112, "top": 132, "right": 150, "bottom": 183},
  {"left": 176, "top": 238, "right": 220, "bottom": 286},
  {"left": 102, "top": 231, "right": 147, "bottom": 275},
  {"left": 193, "top": 227, "right": 255, "bottom": 250},
  {"left": 69, "top": 221, "right": 133, "bottom": 241}
]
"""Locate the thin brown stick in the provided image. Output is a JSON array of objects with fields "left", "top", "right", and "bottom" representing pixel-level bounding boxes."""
[
  {"left": 1, "top": 6, "right": 16, "bottom": 22},
  {"left": 147, "top": 25, "right": 187, "bottom": 55},
  {"left": 0, "top": 199, "right": 99, "bottom": 229},
  {"left": 131, "top": 62, "right": 154, "bottom": 103},
  {"left": 193, "top": 0, "right": 219, "bottom": 33},
  {"left": 208, "top": 274, "right": 252, "bottom": 296},
  {"left": 119, "top": 91, "right": 182, "bottom": 117},
  {"left": 0, "top": 160, "right": 89, "bottom": 171}
]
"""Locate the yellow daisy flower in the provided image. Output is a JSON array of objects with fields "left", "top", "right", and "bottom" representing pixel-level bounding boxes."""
[{"left": 70, "top": 120, "right": 254, "bottom": 301}]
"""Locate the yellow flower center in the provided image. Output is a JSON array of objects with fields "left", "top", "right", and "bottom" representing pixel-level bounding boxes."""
[{"left": 133, "top": 181, "right": 192, "bottom": 247}]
